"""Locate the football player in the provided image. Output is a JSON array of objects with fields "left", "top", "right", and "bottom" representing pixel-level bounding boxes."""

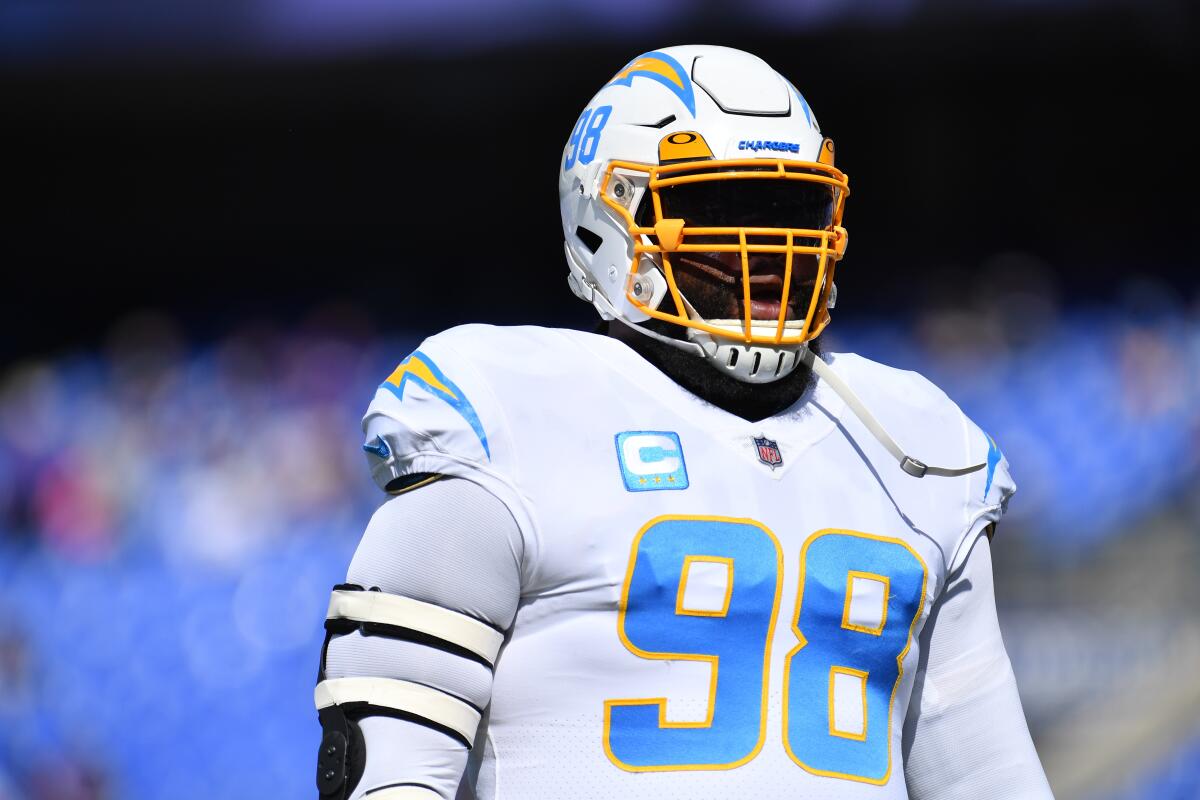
[{"left": 313, "top": 45, "right": 1054, "bottom": 799}]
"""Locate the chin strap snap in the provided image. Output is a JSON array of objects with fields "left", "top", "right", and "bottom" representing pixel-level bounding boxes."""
[{"left": 798, "top": 348, "right": 985, "bottom": 478}]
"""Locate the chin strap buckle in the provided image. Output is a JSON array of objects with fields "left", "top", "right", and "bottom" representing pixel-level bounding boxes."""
[{"left": 900, "top": 456, "right": 928, "bottom": 478}]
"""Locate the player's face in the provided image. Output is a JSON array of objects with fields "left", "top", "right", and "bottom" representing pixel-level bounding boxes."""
[
  {"left": 652, "top": 176, "right": 834, "bottom": 323},
  {"left": 672, "top": 250, "right": 820, "bottom": 322}
]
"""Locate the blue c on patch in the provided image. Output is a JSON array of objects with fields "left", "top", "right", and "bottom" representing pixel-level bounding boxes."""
[{"left": 615, "top": 431, "right": 689, "bottom": 492}]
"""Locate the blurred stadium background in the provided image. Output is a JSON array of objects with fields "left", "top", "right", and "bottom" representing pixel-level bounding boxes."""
[{"left": 1, "top": 0, "right": 1197, "bottom": 797}]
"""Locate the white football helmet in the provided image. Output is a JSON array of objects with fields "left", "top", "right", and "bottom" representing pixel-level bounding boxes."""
[{"left": 559, "top": 45, "right": 849, "bottom": 383}]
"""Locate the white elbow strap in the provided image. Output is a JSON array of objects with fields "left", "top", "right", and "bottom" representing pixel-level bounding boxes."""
[
  {"left": 326, "top": 588, "right": 504, "bottom": 667},
  {"left": 315, "top": 677, "right": 482, "bottom": 746}
]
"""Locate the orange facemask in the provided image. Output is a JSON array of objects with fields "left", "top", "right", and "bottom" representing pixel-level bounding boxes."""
[{"left": 600, "top": 134, "right": 849, "bottom": 346}]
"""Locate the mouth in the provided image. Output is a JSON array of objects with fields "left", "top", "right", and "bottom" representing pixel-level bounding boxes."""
[{"left": 673, "top": 252, "right": 817, "bottom": 322}]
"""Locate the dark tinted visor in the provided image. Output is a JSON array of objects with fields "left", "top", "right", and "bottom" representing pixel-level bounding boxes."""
[{"left": 656, "top": 177, "right": 835, "bottom": 230}]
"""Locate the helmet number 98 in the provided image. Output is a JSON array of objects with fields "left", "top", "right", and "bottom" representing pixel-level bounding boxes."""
[{"left": 564, "top": 105, "right": 612, "bottom": 171}]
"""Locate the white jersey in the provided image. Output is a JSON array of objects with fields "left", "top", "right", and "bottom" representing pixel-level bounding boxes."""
[{"left": 359, "top": 324, "right": 1014, "bottom": 800}]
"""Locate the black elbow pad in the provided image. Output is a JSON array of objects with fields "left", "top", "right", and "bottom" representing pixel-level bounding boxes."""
[{"left": 317, "top": 705, "right": 366, "bottom": 800}]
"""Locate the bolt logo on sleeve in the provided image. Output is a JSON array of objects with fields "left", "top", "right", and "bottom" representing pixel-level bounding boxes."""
[
  {"left": 381, "top": 351, "right": 491, "bottom": 459},
  {"left": 983, "top": 433, "right": 1002, "bottom": 500}
]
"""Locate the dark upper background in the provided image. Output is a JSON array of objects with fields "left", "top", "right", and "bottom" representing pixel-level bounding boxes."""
[{"left": 3, "top": 0, "right": 1195, "bottom": 365}]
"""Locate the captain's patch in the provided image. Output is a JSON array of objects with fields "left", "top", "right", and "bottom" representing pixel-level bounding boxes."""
[{"left": 615, "top": 431, "right": 689, "bottom": 492}]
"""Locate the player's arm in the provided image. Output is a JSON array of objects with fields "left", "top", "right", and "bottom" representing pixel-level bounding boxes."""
[
  {"left": 902, "top": 528, "right": 1054, "bottom": 799},
  {"left": 315, "top": 475, "right": 523, "bottom": 800}
]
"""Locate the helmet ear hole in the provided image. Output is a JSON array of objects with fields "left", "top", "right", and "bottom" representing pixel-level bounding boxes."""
[{"left": 574, "top": 226, "right": 603, "bottom": 254}]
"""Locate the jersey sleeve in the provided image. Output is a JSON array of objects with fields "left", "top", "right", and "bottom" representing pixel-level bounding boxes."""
[
  {"left": 949, "top": 418, "right": 1016, "bottom": 571},
  {"left": 361, "top": 334, "right": 509, "bottom": 493},
  {"left": 359, "top": 329, "right": 541, "bottom": 598}
]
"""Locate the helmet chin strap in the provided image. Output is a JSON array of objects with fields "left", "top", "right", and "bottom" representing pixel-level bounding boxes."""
[
  {"left": 796, "top": 347, "right": 986, "bottom": 479},
  {"left": 612, "top": 314, "right": 706, "bottom": 356}
]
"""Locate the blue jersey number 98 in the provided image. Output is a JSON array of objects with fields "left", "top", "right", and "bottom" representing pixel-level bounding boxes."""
[{"left": 605, "top": 516, "right": 928, "bottom": 785}]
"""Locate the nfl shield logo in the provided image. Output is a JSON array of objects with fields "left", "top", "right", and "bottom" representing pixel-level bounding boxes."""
[{"left": 753, "top": 436, "right": 783, "bottom": 469}]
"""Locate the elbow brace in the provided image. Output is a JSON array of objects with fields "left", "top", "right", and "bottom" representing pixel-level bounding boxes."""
[{"left": 315, "top": 584, "right": 503, "bottom": 800}]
